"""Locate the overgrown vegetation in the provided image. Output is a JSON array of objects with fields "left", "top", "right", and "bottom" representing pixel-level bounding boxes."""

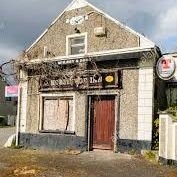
[
  {"left": 143, "top": 150, "right": 158, "bottom": 163},
  {"left": 152, "top": 117, "right": 159, "bottom": 150},
  {"left": 167, "top": 105, "right": 177, "bottom": 121}
]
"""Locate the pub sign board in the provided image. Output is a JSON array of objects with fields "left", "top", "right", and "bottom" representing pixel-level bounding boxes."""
[
  {"left": 156, "top": 56, "right": 176, "bottom": 80},
  {"left": 40, "top": 71, "right": 122, "bottom": 91}
]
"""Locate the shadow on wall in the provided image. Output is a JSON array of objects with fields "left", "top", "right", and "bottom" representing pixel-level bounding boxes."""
[
  {"left": 151, "top": 78, "right": 167, "bottom": 150},
  {"left": 155, "top": 79, "right": 168, "bottom": 111}
]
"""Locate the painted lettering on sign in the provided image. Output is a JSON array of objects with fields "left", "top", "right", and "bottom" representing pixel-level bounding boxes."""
[{"left": 40, "top": 71, "right": 121, "bottom": 91}]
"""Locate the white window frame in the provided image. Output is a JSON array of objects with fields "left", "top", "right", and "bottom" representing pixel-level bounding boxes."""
[
  {"left": 66, "top": 32, "right": 88, "bottom": 56},
  {"left": 39, "top": 93, "right": 76, "bottom": 134}
]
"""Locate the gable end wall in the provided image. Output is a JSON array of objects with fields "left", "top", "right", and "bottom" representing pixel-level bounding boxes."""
[{"left": 27, "top": 6, "right": 139, "bottom": 60}]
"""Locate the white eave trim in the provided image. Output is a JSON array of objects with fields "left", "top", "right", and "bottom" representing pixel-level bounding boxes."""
[
  {"left": 65, "top": 0, "right": 88, "bottom": 11},
  {"left": 24, "top": 46, "right": 155, "bottom": 64},
  {"left": 26, "top": 0, "right": 155, "bottom": 53}
]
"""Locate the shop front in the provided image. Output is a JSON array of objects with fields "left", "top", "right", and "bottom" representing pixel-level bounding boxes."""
[{"left": 16, "top": 0, "right": 160, "bottom": 152}]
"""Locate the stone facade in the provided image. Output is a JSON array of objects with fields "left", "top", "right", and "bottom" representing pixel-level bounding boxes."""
[
  {"left": 119, "top": 69, "right": 139, "bottom": 140},
  {"left": 17, "top": 0, "right": 159, "bottom": 152},
  {"left": 19, "top": 63, "right": 154, "bottom": 151},
  {"left": 26, "top": 5, "right": 139, "bottom": 60}
]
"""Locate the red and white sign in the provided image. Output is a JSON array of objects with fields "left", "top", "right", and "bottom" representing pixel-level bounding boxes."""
[
  {"left": 156, "top": 56, "right": 176, "bottom": 80},
  {"left": 5, "top": 86, "right": 19, "bottom": 97}
]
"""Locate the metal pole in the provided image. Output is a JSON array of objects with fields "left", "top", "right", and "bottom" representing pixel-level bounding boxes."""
[{"left": 16, "top": 86, "right": 21, "bottom": 146}]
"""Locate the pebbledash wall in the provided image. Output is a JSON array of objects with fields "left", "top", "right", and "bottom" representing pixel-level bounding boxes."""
[
  {"left": 19, "top": 67, "right": 155, "bottom": 151},
  {"left": 26, "top": 6, "right": 138, "bottom": 59},
  {"left": 17, "top": 0, "right": 160, "bottom": 152},
  {"left": 117, "top": 67, "right": 155, "bottom": 151}
]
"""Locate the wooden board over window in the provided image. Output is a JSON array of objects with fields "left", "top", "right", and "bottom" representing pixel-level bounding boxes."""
[{"left": 42, "top": 97, "right": 74, "bottom": 133}]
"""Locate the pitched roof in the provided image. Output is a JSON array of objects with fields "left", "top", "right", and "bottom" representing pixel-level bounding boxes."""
[{"left": 26, "top": 0, "right": 155, "bottom": 52}]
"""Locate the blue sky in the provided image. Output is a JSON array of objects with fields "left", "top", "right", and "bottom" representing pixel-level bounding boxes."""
[{"left": 0, "top": 0, "right": 177, "bottom": 62}]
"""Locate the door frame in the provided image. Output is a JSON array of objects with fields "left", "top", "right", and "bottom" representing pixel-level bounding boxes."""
[{"left": 87, "top": 93, "right": 119, "bottom": 152}]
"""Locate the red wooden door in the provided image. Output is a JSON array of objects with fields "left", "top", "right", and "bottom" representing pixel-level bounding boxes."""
[{"left": 91, "top": 96, "right": 115, "bottom": 150}]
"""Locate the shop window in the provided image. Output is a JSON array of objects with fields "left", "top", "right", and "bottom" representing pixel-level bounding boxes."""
[
  {"left": 42, "top": 97, "right": 74, "bottom": 133},
  {"left": 66, "top": 33, "right": 87, "bottom": 55}
]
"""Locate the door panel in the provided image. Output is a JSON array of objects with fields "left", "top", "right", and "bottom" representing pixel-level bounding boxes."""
[{"left": 91, "top": 96, "right": 115, "bottom": 150}]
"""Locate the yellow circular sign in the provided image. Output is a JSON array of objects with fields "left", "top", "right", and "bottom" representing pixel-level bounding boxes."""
[{"left": 105, "top": 75, "right": 114, "bottom": 83}]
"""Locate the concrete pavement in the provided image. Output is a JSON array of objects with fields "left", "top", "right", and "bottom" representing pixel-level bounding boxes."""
[{"left": 0, "top": 127, "right": 15, "bottom": 147}]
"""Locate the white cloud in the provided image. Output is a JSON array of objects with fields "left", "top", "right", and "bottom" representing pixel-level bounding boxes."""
[
  {"left": 154, "top": 7, "right": 177, "bottom": 40},
  {"left": 0, "top": 44, "right": 21, "bottom": 62},
  {"left": 0, "top": 0, "right": 177, "bottom": 55}
]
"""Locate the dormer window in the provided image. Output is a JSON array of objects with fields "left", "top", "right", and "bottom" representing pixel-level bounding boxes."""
[{"left": 66, "top": 33, "right": 87, "bottom": 56}]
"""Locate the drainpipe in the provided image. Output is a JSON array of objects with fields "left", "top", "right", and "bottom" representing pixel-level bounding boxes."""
[{"left": 87, "top": 96, "right": 91, "bottom": 151}]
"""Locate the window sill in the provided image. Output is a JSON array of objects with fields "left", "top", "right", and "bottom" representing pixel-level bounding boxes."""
[{"left": 39, "top": 130, "right": 76, "bottom": 135}]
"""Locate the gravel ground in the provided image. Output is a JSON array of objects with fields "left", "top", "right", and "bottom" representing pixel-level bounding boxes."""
[
  {"left": 0, "top": 148, "right": 177, "bottom": 177},
  {"left": 0, "top": 127, "right": 16, "bottom": 147}
]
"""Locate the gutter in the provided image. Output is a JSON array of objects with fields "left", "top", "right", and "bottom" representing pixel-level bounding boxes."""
[{"left": 20, "top": 46, "right": 156, "bottom": 65}]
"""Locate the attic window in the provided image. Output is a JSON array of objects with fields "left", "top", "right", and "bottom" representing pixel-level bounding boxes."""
[{"left": 67, "top": 33, "right": 87, "bottom": 55}]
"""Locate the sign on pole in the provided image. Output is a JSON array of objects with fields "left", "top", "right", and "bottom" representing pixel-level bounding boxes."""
[{"left": 156, "top": 56, "right": 176, "bottom": 80}]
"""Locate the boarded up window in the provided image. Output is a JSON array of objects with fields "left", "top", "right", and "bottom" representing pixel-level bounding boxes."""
[{"left": 43, "top": 97, "right": 74, "bottom": 132}]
